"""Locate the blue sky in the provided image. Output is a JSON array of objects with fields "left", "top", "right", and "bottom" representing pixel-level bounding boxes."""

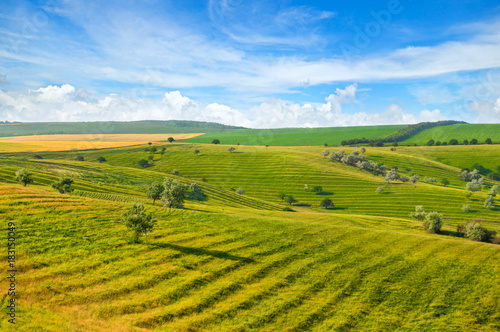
[{"left": 1, "top": 0, "right": 500, "bottom": 127}]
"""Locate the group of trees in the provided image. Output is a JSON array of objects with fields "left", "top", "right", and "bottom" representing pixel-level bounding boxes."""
[
  {"left": 428, "top": 138, "right": 494, "bottom": 146},
  {"left": 15, "top": 169, "right": 74, "bottom": 194},
  {"left": 409, "top": 206, "right": 443, "bottom": 233},
  {"left": 146, "top": 178, "right": 206, "bottom": 208},
  {"left": 457, "top": 221, "right": 497, "bottom": 242}
]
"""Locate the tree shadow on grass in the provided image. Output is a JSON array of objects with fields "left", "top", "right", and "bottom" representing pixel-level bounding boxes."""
[
  {"left": 317, "top": 192, "right": 334, "bottom": 196},
  {"left": 293, "top": 203, "right": 311, "bottom": 207},
  {"left": 439, "top": 230, "right": 464, "bottom": 238},
  {"left": 149, "top": 243, "right": 255, "bottom": 263}
]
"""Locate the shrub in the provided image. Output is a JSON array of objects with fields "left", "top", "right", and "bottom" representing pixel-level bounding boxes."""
[
  {"left": 98, "top": 156, "right": 106, "bottom": 163},
  {"left": 188, "top": 183, "right": 205, "bottom": 200},
  {"left": 121, "top": 203, "right": 157, "bottom": 243},
  {"left": 424, "top": 177, "right": 437, "bottom": 183},
  {"left": 138, "top": 158, "right": 149, "bottom": 167},
  {"left": 470, "top": 138, "right": 478, "bottom": 145},
  {"left": 484, "top": 195, "right": 494, "bottom": 210},
  {"left": 409, "top": 205, "right": 427, "bottom": 220},
  {"left": 466, "top": 180, "right": 481, "bottom": 192},
  {"left": 491, "top": 185, "right": 499, "bottom": 195},
  {"left": 441, "top": 178, "right": 450, "bottom": 186},
  {"left": 320, "top": 198, "right": 333, "bottom": 209},
  {"left": 286, "top": 195, "right": 297, "bottom": 205},
  {"left": 435, "top": 141, "right": 441, "bottom": 146},
  {"left": 423, "top": 212, "right": 443, "bottom": 233},
  {"left": 384, "top": 168, "right": 398, "bottom": 183},
  {"left": 168, "top": 137, "right": 175, "bottom": 143},
  {"left": 147, "top": 182, "right": 164, "bottom": 204},
  {"left": 400, "top": 176, "right": 409, "bottom": 183},
  {"left": 279, "top": 193, "right": 286, "bottom": 201},
  {"left": 171, "top": 169, "right": 180, "bottom": 175},
  {"left": 212, "top": 139, "right": 220, "bottom": 144},
  {"left": 427, "top": 139, "right": 435, "bottom": 146},
  {"left": 461, "top": 204, "right": 470, "bottom": 212},
  {"left": 485, "top": 138, "right": 492, "bottom": 144},
  {"left": 161, "top": 179, "right": 187, "bottom": 208},
  {"left": 228, "top": 147, "right": 236, "bottom": 153},
  {"left": 376, "top": 186, "right": 384, "bottom": 194},
  {"left": 463, "top": 139, "right": 469, "bottom": 145},
  {"left": 311, "top": 185, "right": 323, "bottom": 194},
  {"left": 151, "top": 146, "right": 158, "bottom": 153},
  {"left": 449, "top": 139, "right": 458, "bottom": 145},
  {"left": 15, "top": 168, "right": 34, "bottom": 187},
  {"left": 462, "top": 221, "right": 497, "bottom": 242},
  {"left": 194, "top": 149, "right": 200, "bottom": 155},
  {"left": 236, "top": 187, "right": 245, "bottom": 195},
  {"left": 76, "top": 156, "right": 84, "bottom": 161},
  {"left": 304, "top": 184, "right": 310, "bottom": 191},
  {"left": 321, "top": 149, "right": 330, "bottom": 158},
  {"left": 160, "top": 147, "right": 166, "bottom": 155},
  {"left": 52, "top": 177, "right": 73, "bottom": 194},
  {"left": 360, "top": 147, "right": 366, "bottom": 154},
  {"left": 410, "top": 174, "right": 420, "bottom": 184}
]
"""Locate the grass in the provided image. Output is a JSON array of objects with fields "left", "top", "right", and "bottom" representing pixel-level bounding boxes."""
[
  {"left": 180, "top": 125, "right": 406, "bottom": 146},
  {"left": 1, "top": 136, "right": 500, "bottom": 331},
  {"left": 403, "top": 123, "right": 500, "bottom": 145}
]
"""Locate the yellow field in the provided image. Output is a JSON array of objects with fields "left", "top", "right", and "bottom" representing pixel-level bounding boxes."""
[{"left": 0, "top": 134, "right": 203, "bottom": 152}]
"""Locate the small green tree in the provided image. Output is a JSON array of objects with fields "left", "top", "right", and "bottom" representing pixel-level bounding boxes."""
[
  {"left": 76, "top": 156, "right": 84, "bottom": 161},
  {"left": 279, "top": 193, "right": 286, "bottom": 201},
  {"left": 138, "top": 158, "right": 149, "bottom": 167},
  {"left": 441, "top": 178, "right": 450, "bottom": 186},
  {"left": 449, "top": 139, "right": 458, "bottom": 145},
  {"left": 427, "top": 139, "right": 435, "bottom": 146},
  {"left": 160, "top": 147, "right": 166, "bottom": 155},
  {"left": 466, "top": 180, "right": 481, "bottom": 192},
  {"left": 15, "top": 168, "right": 34, "bottom": 187},
  {"left": 98, "top": 156, "right": 107, "bottom": 163},
  {"left": 384, "top": 168, "right": 398, "bottom": 183},
  {"left": 148, "top": 142, "right": 152, "bottom": 145},
  {"left": 236, "top": 187, "right": 245, "bottom": 195},
  {"left": 171, "top": 169, "right": 180, "bottom": 176},
  {"left": 485, "top": 138, "right": 492, "bottom": 144},
  {"left": 311, "top": 185, "right": 323, "bottom": 194},
  {"left": 461, "top": 204, "right": 470, "bottom": 212},
  {"left": 484, "top": 195, "right": 494, "bottom": 210},
  {"left": 491, "top": 185, "right": 499, "bottom": 196},
  {"left": 360, "top": 147, "right": 366, "bottom": 154},
  {"left": 410, "top": 174, "right": 420, "bottom": 184},
  {"left": 321, "top": 149, "right": 330, "bottom": 158},
  {"left": 228, "top": 147, "right": 236, "bottom": 153},
  {"left": 187, "top": 183, "right": 205, "bottom": 200},
  {"left": 212, "top": 139, "right": 220, "bottom": 144},
  {"left": 376, "top": 186, "right": 384, "bottom": 193},
  {"left": 470, "top": 138, "right": 478, "bottom": 145},
  {"left": 168, "top": 137, "right": 175, "bottom": 143},
  {"left": 121, "top": 203, "right": 157, "bottom": 243},
  {"left": 286, "top": 195, "right": 297, "bottom": 206},
  {"left": 147, "top": 182, "right": 164, "bottom": 204},
  {"left": 320, "top": 198, "right": 333, "bottom": 209},
  {"left": 52, "top": 177, "right": 73, "bottom": 194},
  {"left": 410, "top": 205, "right": 426, "bottom": 220},
  {"left": 161, "top": 179, "right": 187, "bottom": 208},
  {"left": 423, "top": 211, "right": 443, "bottom": 233},
  {"left": 194, "top": 149, "right": 200, "bottom": 155},
  {"left": 151, "top": 146, "right": 158, "bottom": 153}
]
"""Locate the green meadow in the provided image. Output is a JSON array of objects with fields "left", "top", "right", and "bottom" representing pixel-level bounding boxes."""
[
  {"left": 403, "top": 123, "right": 500, "bottom": 145},
  {"left": 1, "top": 126, "right": 500, "bottom": 331}
]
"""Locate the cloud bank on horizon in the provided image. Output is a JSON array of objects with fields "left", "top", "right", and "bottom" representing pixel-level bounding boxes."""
[{"left": 0, "top": 0, "right": 500, "bottom": 127}]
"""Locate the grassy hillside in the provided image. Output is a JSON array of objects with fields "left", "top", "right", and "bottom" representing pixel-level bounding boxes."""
[
  {"left": 0, "top": 120, "right": 243, "bottom": 137},
  {"left": 180, "top": 125, "right": 405, "bottom": 146},
  {"left": 403, "top": 124, "right": 500, "bottom": 145},
  {"left": 1, "top": 184, "right": 499, "bottom": 331},
  {"left": 1, "top": 140, "right": 500, "bottom": 331}
]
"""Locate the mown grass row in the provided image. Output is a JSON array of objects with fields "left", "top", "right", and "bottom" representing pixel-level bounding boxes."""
[{"left": 1, "top": 184, "right": 499, "bottom": 331}]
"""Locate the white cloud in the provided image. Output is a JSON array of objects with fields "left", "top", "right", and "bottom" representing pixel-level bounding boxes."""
[{"left": 470, "top": 97, "right": 500, "bottom": 123}]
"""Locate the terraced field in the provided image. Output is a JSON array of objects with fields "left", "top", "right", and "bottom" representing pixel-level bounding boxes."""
[
  {"left": 403, "top": 123, "right": 500, "bottom": 145},
  {"left": 1, "top": 137, "right": 499, "bottom": 331}
]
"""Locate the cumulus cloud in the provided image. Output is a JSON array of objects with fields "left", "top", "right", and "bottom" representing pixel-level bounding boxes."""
[
  {"left": 470, "top": 97, "right": 500, "bottom": 123},
  {"left": 0, "top": 84, "right": 448, "bottom": 128}
]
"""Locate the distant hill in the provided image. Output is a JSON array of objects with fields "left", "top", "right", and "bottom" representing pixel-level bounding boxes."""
[
  {"left": 0, "top": 120, "right": 244, "bottom": 137},
  {"left": 402, "top": 123, "right": 500, "bottom": 145}
]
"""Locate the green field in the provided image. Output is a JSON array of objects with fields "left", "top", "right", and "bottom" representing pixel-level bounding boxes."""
[
  {"left": 0, "top": 120, "right": 242, "bottom": 137},
  {"left": 180, "top": 125, "right": 406, "bottom": 146},
  {"left": 403, "top": 123, "right": 500, "bottom": 145},
  {"left": 1, "top": 132, "right": 500, "bottom": 331}
]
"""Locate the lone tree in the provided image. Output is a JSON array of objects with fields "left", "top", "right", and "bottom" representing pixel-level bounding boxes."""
[
  {"left": 311, "top": 185, "right": 323, "bottom": 194},
  {"left": 376, "top": 186, "right": 384, "bottom": 194},
  {"left": 138, "top": 158, "right": 149, "bottom": 167},
  {"left": 485, "top": 138, "right": 492, "bottom": 144},
  {"left": 321, "top": 149, "right": 330, "bottom": 158},
  {"left": 121, "top": 203, "right": 157, "bottom": 243},
  {"left": 52, "top": 177, "right": 73, "bottom": 194},
  {"left": 320, "top": 198, "right": 333, "bottom": 209},
  {"left": 423, "top": 211, "right": 443, "bottom": 233},
  {"left": 228, "top": 147, "right": 236, "bottom": 153},
  {"left": 236, "top": 187, "right": 245, "bottom": 195},
  {"left": 161, "top": 179, "right": 187, "bottom": 208},
  {"left": 212, "top": 139, "right": 220, "bottom": 144},
  {"left": 286, "top": 195, "right": 297, "bottom": 206},
  {"left": 147, "top": 182, "right": 164, "bottom": 204},
  {"left": 167, "top": 137, "right": 175, "bottom": 143},
  {"left": 410, "top": 174, "right": 420, "bottom": 184},
  {"left": 194, "top": 149, "right": 200, "bottom": 155},
  {"left": 410, "top": 205, "right": 426, "bottom": 220},
  {"left": 360, "top": 147, "right": 366, "bottom": 154},
  {"left": 466, "top": 179, "right": 482, "bottom": 192},
  {"left": 384, "top": 168, "right": 398, "bottom": 183},
  {"left": 98, "top": 156, "right": 107, "bottom": 163},
  {"left": 461, "top": 204, "right": 470, "bottom": 212},
  {"left": 76, "top": 156, "right": 84, "bottom": 161},
  {"left": 460, "top": 221, "right": 497, "bottom": 242},
  {"left": 441, "top": 178, "right": 450, "bottom": 186},
  {"left": 15, "top": 168, "right": 34, "bottom": 186}
]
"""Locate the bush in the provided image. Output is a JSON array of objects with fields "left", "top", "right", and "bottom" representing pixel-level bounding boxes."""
[
  {"left": 449, "top": 139, "right": 458, "bottom": 145},
  {"left": 15, "top": 168, "right": 34, "bottom": 187},
  {"left": 168, "top": 137, "right": 175, "bottom": 143},
  {"left": 286, "top": 195, "right": 297, "bottom": 205},
  {"left": 321, "top": 149, "right": 330, "bottom": 158},
  {"left": 400, "top": 176, "right": 409, "bottom": 183},
  {"left": 376, "top": 186, "right": 384, "bottom": 194},
  {"left": 461, "top": 221, "right": 497, "bottom": 242},
  {"left": 491, "top": 184, "right": 499, "bottom": 195},
  {"left": 121, "top": 203, "right": 157, "bottom": 243},
  {"left": 138, "top": 158, "right": 149, "bottom": 167},
  {"left": 463, "top": 139, "right": 469, "bottom": 145},
  {"left": 320, "top": 198, "right": 333, "bottom": 209},
  {"left": 410, "top": 174, "right": 420, "bottom": 184},
  {"left": 484, "top": 195, "right": 494, "bottom": 210},
  {"left": 424, "top": 177, "right": 437, "bottom": 183},
  {"left": 160, "top": 147, "right": 166, "bottom": 155},
  {"left": 427, "top": 139, "right": 435, "bottom": 146},
  {"left": 187, "top": 183, "right": 205, "bottom": 201},
  {"left": 194, "top": 149, "right": 200, "bottom": 155},
  {"left": 311, "top": 185, "right": 323, "bottom": 194},
  {"left": 228, "top": 147, "right": 236, "bottom": 153},
  {"left": 236, "top": 187, "right": 245, "bottom": 195},
  {"left": 52, "top": 177, "right": 73, "bottom": 194},
  {"left": 410, "top": 205, "right": 426, "bottom": 220},
  {"left": 147, "top": 182, "right": 164, "bottom": 204},
  {"left": 441, "top": 178, "right": 450, "bottom": 186},
  {"left": 171, "top": 169, "right": 180, "bottom": 176},
  {"left": 485, "top": 138, "right": 492, "bottom": 144},
  {"left": 470, "top": 138, "right": 478, "bottom": 145},
  {"left": 161, "top": 179, "right": 187, "bottom": 208},
  {"left": 98, "top": 156, "right": 106, "bottom": 163},
  {"left": 466, "top": 180, "right": 482, "bottom": 192},
  {"left": 279, "top": 193, "right": 286, "bottom": 201},
  {"left": 212, "top": 139, "right": 220, "bottom": 144},
  {"left": 423, "top": 212, "right": 443, "bottom": 233},
  {"left": 461, "top": 204, "right": 470, "bottom": 212},
  {"left": 76, "top": 156, "right": 84, "bottom": 161}
]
